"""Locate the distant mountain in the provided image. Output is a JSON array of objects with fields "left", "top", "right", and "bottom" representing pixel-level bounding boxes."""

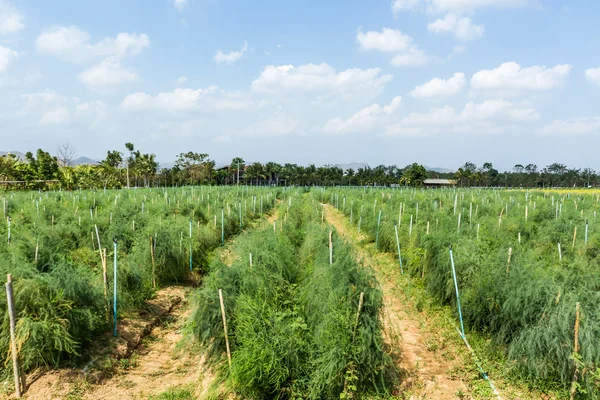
[
  {"left": 0, "top": 151, "right": 26, "bottom": 160},
  {"left": 71, "top": 156, "right": 99, "bottom": 166},
  {"left": 425, "top": 166, "right": 454, "bottom": 173},
  {"left": 333, "top": 162, "right": 368, "bottom": 171}
]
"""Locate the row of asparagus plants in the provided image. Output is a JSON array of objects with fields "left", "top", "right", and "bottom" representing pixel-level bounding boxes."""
[
  {"left": 0, "top": 185, "right": 279, "bottom": 381},
  {"left": 314, "top": 187, "right": 600, "bottom": 398},
  {"left": 187, "top": 193, "right": 397, "bottom": 399}
]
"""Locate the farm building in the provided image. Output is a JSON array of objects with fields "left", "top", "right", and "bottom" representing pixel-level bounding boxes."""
[{"left": 423, "top": 178, "right": 457, "bottom": 187}]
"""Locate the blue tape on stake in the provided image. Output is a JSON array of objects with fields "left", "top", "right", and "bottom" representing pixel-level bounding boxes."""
[{"left": 449, "top": 246, "right": 465, "bottom": 338}]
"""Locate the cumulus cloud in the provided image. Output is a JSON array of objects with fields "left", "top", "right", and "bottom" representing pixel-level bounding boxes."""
[
  {"left": 427, "top": 13, "right": 484, "bottom": 41},
  {"left": 392, "top": 0, "right": 534, "bottom": 41},
  {"left": 78, "top": 58, "right": 139, "bottom": 88},
  {"left": 0, "top": 0, "right": 24, "bottom": 34},
  {"left": 251, "top": 63, "right": 392, "bottom": 100},
  {"left": 0, "top": 45, "right": 17, "bottom": 72},
  {"left": 177, "top": 76, "right": 188, "bottom": 84},
  {"left": 357, "top": 28, "right": 413, "bottom": 53},
  {"left": 471, "top": 62, "right": 571, "bottom": 91},
  {"left": 36, "top": 26, "right": 150, "bottom": 63},
  {"left": 410, "top": 72, "right": 465, "bottom": 98},
  {"left": 585, "top": 67, "right": 600, "bottom": 86},
  {"left": 214, "top": 41, "right": 248, "bottom": 64},
  {"left": 323, "top": 96, "right": 402, "bottom": 134},
  {"left": 356, "top": 28, "right": 429, "bottom": 67}
]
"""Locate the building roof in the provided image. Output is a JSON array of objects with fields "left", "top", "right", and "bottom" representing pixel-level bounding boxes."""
[{"left": 423, "top": 179, "right": 457, "bottom": 185}]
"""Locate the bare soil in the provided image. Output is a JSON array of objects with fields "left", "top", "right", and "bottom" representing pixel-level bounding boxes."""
[
  {"left": 18, "top": 286, "right": 206, "bottom": 400},
  {"left": 323, "top": 204, "right": 470, "bottom": 399}
]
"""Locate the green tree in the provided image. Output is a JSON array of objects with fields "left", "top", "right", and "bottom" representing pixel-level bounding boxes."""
[
  {"left": 400, "top": 163, "right": 428, "bottom": 187},
  {"left": 175, "top": 152, "right": 213, "bottom": 185}
]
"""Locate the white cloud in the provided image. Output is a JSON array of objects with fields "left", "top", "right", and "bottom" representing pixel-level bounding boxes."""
[
  {"left": 356, "top": 28, "right": 429, "bottom": 67},
  {"left": 214, "top": 41, "right": 248, "bottom": 64},
  {"left": 539, "top": 117, "right": 600, "bottom": 135},
  {"left": 0, "top": 45, "right": 17, "bottom": 72},
  {"left": 585, "top": 67, "right": 600, "bottom": 86},
  {"left": 471, "top": 62, "right": 572, "bottom": 91},
  {"left": 357, "top": 28, "right": 413, "bottom": 53},
  {"left": 323, "top": 96, "right": 402, "bottom": 134},
  {"left": 427, "top": 13, "right": 484, "bottom": 41},
  {"left": 252, "top": 63, "right": 392, "bottom": 100},
  {"left": 41, "top": 106, "right": 70, "bottom": 125},
  {"left": 173, "top": 0, "right": 187, "bottom": 11},
  {"left": 392, "top": 0, "right": 421, "bottom": 14},
  {"left": 36, "top": 26, "right": 150, "bottom": 63},
  {"left": 410, "top": 72, "right": 465, "bottom": 98},
  {"left": 78, "top": 58, "right": 139, "bottom": 87},
  {"left": 386, "top": 99, "right": 539, "bottom": 135},
  {"left": 177, "top": 76, "right": 188, "bottom": 84},
  {"left": 0, "top": 0, "right": 24, "bottom": 34}
]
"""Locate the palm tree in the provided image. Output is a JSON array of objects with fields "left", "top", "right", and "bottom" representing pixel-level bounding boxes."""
[
  {"left": 229, "top": 157, "right": 245, "bottom": 185},
  {"left": 246, "top": 162, "right": 265, "bottom": 185},
  {"left": 264, "top": 162, "right": 281, "bottom": 185}
]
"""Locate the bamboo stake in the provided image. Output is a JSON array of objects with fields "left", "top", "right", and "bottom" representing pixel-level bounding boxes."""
[
  {"left": 558, "top": 243, "right": 562, "bottom": 261},
  {"left": 506, "top": 247, "right": 512, "bottom": 277},
  {"left": 352, "top": 292, "right": 365, "bottom": 340},
  {"left": 6, "top": 274, "right": 22, "bottom": 397},
  {"left": 219, "top": 289, "right": 232, "bottom": 368},
  {"left": 572, "top": 226, "right": 577, "bottom": 248}
]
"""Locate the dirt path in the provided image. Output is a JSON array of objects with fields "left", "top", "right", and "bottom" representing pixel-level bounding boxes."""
[
  {"left": 323, "top": 204, "right": 470, "bottom": 400},
  {"left": 20, "top": 287, "right": 207, "bottom": 400}
]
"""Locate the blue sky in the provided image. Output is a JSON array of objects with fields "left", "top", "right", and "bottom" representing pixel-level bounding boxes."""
[{"left": 1, "top": 0, "right": 599, "bottom": 170}]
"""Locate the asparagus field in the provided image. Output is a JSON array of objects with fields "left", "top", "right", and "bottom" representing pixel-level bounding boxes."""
[
  {"left": 188, "top": 194, "right": 396, "bottom": 398},
  {"left": 315, "top": 187, "right": 600, "bottom": 398},
  {"left": 0, "top": 186, "right": 277, "bottom": 384},
  {"left": 1, "top": 186, "right": 600, "bottom": 399}
]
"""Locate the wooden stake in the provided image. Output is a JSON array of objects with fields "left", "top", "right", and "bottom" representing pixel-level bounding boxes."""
[
  {"left": 6, "top": 274, "right": 22, "bottom": 398},
  {"left": 249, "top": 253, "right": 253, "bottom": 269},
  {"left": 150, "top": 237, "right": 156, "bottom": 288},
  {"left": 219, "top": 289, "right": 232, "bottom": 368},
  {"left": 572, "top": 226, "right": 577, "bottom": 248},
  {"left": 352, "top": 292, "right": 365, "bottom": 340}
]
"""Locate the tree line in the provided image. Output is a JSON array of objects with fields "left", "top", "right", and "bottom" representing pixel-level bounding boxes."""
[{"left": 1, "top": 144, "right": 598, "bottom": 189}]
